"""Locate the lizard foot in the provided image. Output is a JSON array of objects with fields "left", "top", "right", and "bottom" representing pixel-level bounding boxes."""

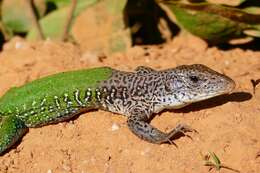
[{"left": 163, "top": 123, "right": 196, "bottom": 145}]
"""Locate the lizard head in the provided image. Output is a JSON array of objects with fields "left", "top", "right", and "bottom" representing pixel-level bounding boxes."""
[{"left": 163, "top": 64, "right": 235, "bottom": 107}]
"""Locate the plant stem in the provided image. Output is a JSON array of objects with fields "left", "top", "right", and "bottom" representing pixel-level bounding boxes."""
[
  {"left": 27, "top": 0, "right": 44, "bottom": 40},
  {"left": 61, "top": 0, "right": 77, "bottom": 41}
]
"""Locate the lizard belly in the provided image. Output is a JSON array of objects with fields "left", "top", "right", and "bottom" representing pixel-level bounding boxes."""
[{"left": 100, "top": 98, "right": 130, "bottom": 116}]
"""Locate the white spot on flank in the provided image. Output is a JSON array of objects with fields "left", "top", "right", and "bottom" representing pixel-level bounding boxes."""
[
  {"left": 23, "top": 104, "right": 27, "bottom": 110},
  {"left": 40, "top": 98, "right": 47, "bottom": 106},
  {"left": 54, "top": 96, "right": 61, "bottom": 109},
  {"left": 32, "top": 101, "right": 37, "bottom": 106},
  {"left": 74, "top": 90, "right": 83, "bottom": 106}
]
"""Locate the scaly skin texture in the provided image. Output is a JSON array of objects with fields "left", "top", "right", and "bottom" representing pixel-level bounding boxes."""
[{"left": 0, "top": 64, "right": 235, "bottom": 155}]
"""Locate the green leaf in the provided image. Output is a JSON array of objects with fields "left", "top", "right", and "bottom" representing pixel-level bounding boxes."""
[
  {"left": 163, "top": 1, "right": 260, "bottom": 43},
  {"left": 206, "top": 0, "right": 247, "bottom": 6},
  {"left": 45, "top": 0, "right": 98, "bottom": 10},
  {"left": 45, "top": 0, "right": 71, "bottom": 8},
  {"left": 243, "top": 7, "right": 260, "bottom": 15},
  {"left": 242, "top": 7, "right": 260, "bottom": 37},
  {"left": 1, "top": 0, "right": 46, "bottom": 33},
  {"left": 244, "top": 28, "right": 260, "bottom": 37},
  {"left": 26, "top": 0, "right": 98, "bottom": 40},
  {"left": 71, "top": 0, "right": 131, "bottom": 54},
  {"left": 2, "top": 0, "right": 32, "bottom": 33}
]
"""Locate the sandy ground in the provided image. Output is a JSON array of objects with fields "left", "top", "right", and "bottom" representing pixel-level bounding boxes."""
[{"left": 0, "top": 12, "right": 260, "bottom": 173}]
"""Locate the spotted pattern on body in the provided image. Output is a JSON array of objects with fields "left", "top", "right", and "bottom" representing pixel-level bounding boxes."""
[
  {"left": 95, "top": 65, "right": 235, "bottom": 143},
  {"left": 16, "top": 89, "right": 98, "bottom": 127}
]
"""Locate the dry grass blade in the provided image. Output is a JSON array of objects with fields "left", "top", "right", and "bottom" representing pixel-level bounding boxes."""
[{"left": 202, "top": 152, "right": 240, "bottom": 172}]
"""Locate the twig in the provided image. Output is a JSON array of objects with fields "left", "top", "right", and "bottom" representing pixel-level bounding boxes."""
[
  {"left": 27, "top": 0, "right": 44, "bottom": 40},
  {"left": 256, "top": 151, "right": 260, "bottom": 159},
  {"left": 251, "top": 79, "right": 260, "bottom": 94},
  {"left": 61, "top": 0, "right": 77, "bottom": 41}
]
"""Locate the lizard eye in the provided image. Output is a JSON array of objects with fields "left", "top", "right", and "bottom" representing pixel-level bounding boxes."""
[{"left": 189, "top": 75, "right": 199, "bottom": 83}]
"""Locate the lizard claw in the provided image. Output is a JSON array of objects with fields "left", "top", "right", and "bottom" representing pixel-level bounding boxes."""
[
  {"left": 167, "top": 138, "right": 178, "bottom": 147},
  {"left": 173, "top": 123, "right": 196, "bottom": 134},
  {"left": 165, "top": 123, "right": 196, "bottom": 145}
]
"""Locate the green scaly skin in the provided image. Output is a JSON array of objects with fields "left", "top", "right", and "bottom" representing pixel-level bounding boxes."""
[
  {"left": 0, "top": 65, "right": 235, "bottom": 155},
  {"left": 0, "top": 67, "right": 113, "bottom": 154}
]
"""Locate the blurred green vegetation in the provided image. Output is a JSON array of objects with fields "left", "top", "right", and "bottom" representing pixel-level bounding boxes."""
[{"left": 0, "top": 0, "right": 259, "bottom": 51}]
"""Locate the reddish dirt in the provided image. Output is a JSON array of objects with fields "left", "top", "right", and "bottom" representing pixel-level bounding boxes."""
[{"left": 0, "top": 22, "right": 260, "bottom": 173}]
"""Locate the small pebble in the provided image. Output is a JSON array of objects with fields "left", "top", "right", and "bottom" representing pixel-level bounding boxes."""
[
  {"left": 224, "top": 60, "right": 230, "bottom": 66},
  {"left": 62, "top": 164, "right": 72, "bottom": 172},
  {"left": 111, "top": 123, "right": 120, "bottom": 131},
  {"left": 15, "top": 42, "right": 23, "bottom": 49},
  {"left": 47, "top": 169, "right": 52, "bottom": 173},
  {"left": 140, "top": 147, "right": 151, "bottom": 156}
]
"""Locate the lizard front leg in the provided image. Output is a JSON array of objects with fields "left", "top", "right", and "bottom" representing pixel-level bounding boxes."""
[{"left": 127, "top": 106, "right": 194, "bottom": 144}]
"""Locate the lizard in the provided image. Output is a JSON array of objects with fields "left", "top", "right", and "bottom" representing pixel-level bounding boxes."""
[{"left": 0, "top": 64, "right": 235, "bottom": 155}]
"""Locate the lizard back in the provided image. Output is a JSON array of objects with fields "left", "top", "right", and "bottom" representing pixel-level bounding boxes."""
[{"left": 0, "top": 67, "right": 113, "bottom": 127}]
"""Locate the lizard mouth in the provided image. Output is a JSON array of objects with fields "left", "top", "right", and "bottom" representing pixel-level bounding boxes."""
[
  {"left": 186, "top": 83, "right": 236, "bottom": 104},
  {"left": 223, "top": 78, "right": 236, "bottom": 94},
  {"left": 223, "top": 75, "right": 236, "bottom": 93}
]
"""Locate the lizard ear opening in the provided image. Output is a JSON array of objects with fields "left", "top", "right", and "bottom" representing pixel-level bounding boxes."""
[{"left": 164, "top": 80, "right": 172, "bottom": 92}]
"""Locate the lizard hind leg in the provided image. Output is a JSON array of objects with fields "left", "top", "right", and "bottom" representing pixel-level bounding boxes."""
[
  {"left": 126, "top": 109, "right": 194, "bottom": 144},
  {"left": 0, "top": 116, "right": 28, "bottom": 155}
]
